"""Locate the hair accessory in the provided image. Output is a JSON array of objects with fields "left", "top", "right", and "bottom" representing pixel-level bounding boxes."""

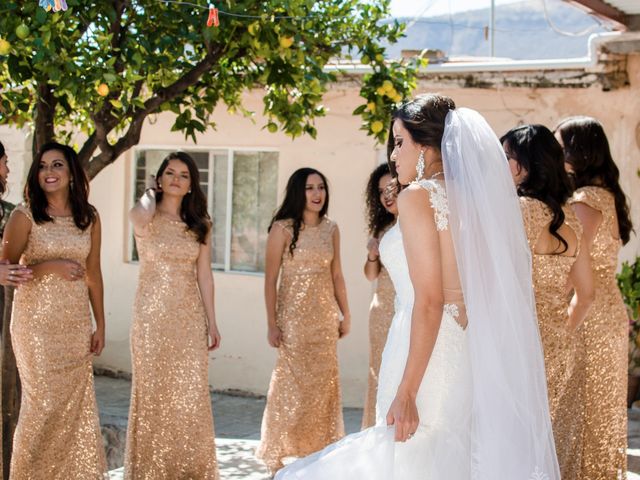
[{"left": 415, "top": 150, "right": 425, "bottom": 181}]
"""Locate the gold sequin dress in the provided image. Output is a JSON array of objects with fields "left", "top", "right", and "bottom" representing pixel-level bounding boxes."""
[
  {"left": 9, "top": 205, "right": 107, "bottom": 480},
  {"left": 361, "top": 263, "right": 395, "bottom": 429},
  {"left": 124, "top": 213, "right": 219, "bottom": 480},
  {"left": 256, "top": 217, "right": 344, "bottom": 472},
  {"left": 566, "top": 186, "right": 628, "bottom": 479},
  {"left": 520, "top": 197, "right": 582, "bottom": 478}
]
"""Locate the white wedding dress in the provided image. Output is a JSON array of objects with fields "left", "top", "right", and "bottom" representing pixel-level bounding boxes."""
[
  {"left": 276, "top": 179, "right": 473, "bottom": 479},
  {"left": 275, "top": 107, "right": 560, "bottom": 480}
]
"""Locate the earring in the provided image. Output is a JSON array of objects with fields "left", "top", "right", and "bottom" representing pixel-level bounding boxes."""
[
  {"left": 188, "top": 189, "right": 192, "bottom": 194},
  {"left": 70, "top": 179, "right": 74, "bottom": 189},
  {"left": 415, "top": 150, "right": 425, "bottom": 181}
]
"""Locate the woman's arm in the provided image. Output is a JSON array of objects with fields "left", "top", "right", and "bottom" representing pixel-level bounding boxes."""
[
  {"left": 86, "top": 214, "right": 106, "bottom": 355},
  {"left": 1, "top": 211, "right": 33, "bottom": 285},
  {"left": 264, "top": 224, "right": 287, "bottom": 348},
  {"left": 567, "top": 239, "right": 595, "bottom": 331},
  {"left": 196, "top": 229, "right": 220, "bottom": 351},
  {"left": 2, "top": 209, "right": 86, "bottom": 282},
  {"left": 331, "top": 225, "right": 351, "bottom": 338},
  {"left": 363, "top": 236, "right": 382, "bottom": 281},
  {"left": 129, "top": 175, "right": 157, "bottom": 236},
  {"left": 565, "top": 201, "right": 601, "bottom": 331},
  {"left": 386, "top": 186, "right": 443, "bottom": 442}
]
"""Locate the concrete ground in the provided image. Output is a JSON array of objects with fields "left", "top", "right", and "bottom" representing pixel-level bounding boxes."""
[{"left": 96, "top": 375, "right": 640, "bottom": 479}]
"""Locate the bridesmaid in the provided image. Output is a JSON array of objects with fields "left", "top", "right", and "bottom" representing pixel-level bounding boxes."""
[
  {"left": 0, "top": 141, "right": 31, "bottom": 286},
  {"left": 555, "top": 116, "right": 633, "bottom": 479},
  {"left": 257, "top": 168, "right": 350, "bottom": 475},
  {"left": 125, "top": 152, "right": 221, "bottom": 479},
  {"left": 2, "top": 142, "right": 107, "bottom": 479},
  {"left": 361, "top": 163, "right": 397, "bottom": 429},
  {"left": 501, "top": 125, "right": 594, "bottom": 477}
]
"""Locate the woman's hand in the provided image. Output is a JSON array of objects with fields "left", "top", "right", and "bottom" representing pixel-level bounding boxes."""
[
  {"left": 208, "top": 323, "right": 221, "bottom": 351},
  {"left": 386, "top": 389, "right": 419, "bottom": 442},
  {"left": 90, "top": 328, "right": 105, "bottom": 356},
  {"left": 0, "top": 260, "right": 32, "bottom": 287},
  {"left": 145, "top": 174, "right": 157, "bottom": 192},
  {"left": 339, "top": 314, "right": 351, "bottom": 338},
  {"left": 366, "top": 237, "right": 380, "bottom": 261},
  {"left": 50, "top": 259, "right": 85, "bottom": 281},
  {"left": 267, "top": 324, "right": 282, "bottom": 348}
]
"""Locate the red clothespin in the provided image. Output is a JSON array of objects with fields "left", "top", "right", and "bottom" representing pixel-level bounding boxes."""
[{"left": 207, "top": 4, "right": 219, "bottom": 27}]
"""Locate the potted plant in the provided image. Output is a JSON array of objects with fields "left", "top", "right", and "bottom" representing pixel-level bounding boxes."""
[{"left": 617, "top": 256, "right": 640, "bottom": 406}]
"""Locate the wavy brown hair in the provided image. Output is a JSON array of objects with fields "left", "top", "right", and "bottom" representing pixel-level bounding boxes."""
[
  {"left": 501, "top": 125, "right": 573, "bottom": 253},
  {"left": 555, "top": 116, "right": 633, "bottom": 244},
  {"left": 25, "top": 142, "right": 96, "bottom": 230},
  {"left": 365, "top": 163, "right": 396, "bottom": 238},
  {"left": 155, "top": 152, "right": 210, "bottom": 244},
  {"left": 269, "top": 168, "right": 329, "bottom": 256}
]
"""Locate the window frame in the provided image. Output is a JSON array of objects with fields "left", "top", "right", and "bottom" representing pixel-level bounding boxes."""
[{"left": 127, "top": 144, "right": 279, "bottom": 276}]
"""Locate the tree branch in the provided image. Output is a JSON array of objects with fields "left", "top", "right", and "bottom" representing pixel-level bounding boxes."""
[
  {"left": 33, "top": 81, "right": 56, "bottom": 157},
  {"left": 86, "top": 46, "right": 224, "bottom": 179}
]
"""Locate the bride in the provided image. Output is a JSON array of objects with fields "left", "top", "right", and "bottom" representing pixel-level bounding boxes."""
[{"left": 275, "top": 94, "right": 560, "bottom": 479}]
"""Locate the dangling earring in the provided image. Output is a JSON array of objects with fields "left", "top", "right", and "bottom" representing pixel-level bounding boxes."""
[
  {"left": 188, "top": 189, "right": 192, "bottom": 194},
  {"left": 415, "top": 150, "right": 425, "bottom": 181},
  {"left": 70, "top": 179, "right": 74, "bottom": 189}
]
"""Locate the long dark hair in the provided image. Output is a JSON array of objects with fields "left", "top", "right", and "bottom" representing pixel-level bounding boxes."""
[
  {"left": 0, "top": 140, "right": 6, "bottom": 197},
  {"left": 269, "top": 167, "right": 329, "bottom": 256},
  {"left": 501, "top": 125, "right": 573, "bottom": 253},
  {"left": 25, "top": 142, "right": 96, "bottom": 230},
  {"left": 555, "top": 116, "right": 633, "bottom": 244},
  {"left": 155, "top": 151, "right": 210, "bottom": 244},
  {"left": 386, "top": 93, "right": 456, "bottom": 181},
  {"left": 365, "top": 163, "right": 395, "bottom": 238}
]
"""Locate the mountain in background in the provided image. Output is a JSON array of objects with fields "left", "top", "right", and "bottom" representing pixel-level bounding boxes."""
[{"left": 385, "top": 0, "right": 611, "bottom": 60}]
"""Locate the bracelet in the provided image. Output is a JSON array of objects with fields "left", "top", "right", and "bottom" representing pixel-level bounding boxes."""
[{"left": 366, "top": 255, "right": 379, "bottom": 262}]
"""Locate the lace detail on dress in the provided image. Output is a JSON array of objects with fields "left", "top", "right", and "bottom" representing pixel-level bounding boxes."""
[
  {"left": 530, "top": 466, "right": 549, "bottom": 480},
  {"left": 413, "top": 179, "right": 449, "bottom": 231},
  {"left": 443, "top": 303, "right": 459, "bottom": 319}
]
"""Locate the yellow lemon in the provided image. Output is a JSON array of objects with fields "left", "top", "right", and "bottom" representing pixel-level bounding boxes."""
[
  {"left": 0, "top": 39, "right": 10, "bottom": 56},
  {"left": 376, "top": 86, "right": 386, "bottom": 96},
  {"left": 279, "top": 36, "right": 294, "bottom": 49},
  {"left": 267, "top": 122, "right": 278, "bottom": 133},
  {"left": 371, "top": 121, "right": 384, "bottom": 133},
  {"left": 366, "top": 102, "right": 376, "bottom": 112},
  {"left": 382, "top": 80, "right": 393, "bottom": 92},
  {"left": 361, "top": 55, "right": 370, "bottom": 65},
  {"left": 96, "top": 83, "right": 110, "bottom": 97},
  {"left": 375, "top": 53, "right": 384, "bottom": 63}
]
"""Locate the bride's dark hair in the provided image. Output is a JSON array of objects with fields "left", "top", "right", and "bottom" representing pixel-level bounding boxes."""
[
  {"left": 501, "top": 124, "right": 573, "bottom": 253},
  {"left": 555, "top": 116, "right": 633, "bottom": 245},
  {"left": 386, "top": 93, "right": 456, "bottom": 183}
]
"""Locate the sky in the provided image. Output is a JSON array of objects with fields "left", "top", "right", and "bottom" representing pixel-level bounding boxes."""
[{"left": 389, "top": 0, "right": 524, "bottom": 18}]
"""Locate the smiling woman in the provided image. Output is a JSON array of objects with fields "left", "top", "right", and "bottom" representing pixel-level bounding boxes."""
[
  {"left": 1, "top": 142, "right": 107, "bottom": 478},
  {"left": 256, "top": 168, "right": 351, "bottom": 476}
]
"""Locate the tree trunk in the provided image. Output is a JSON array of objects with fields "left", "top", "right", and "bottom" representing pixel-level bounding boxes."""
[
  {"left": 32, "top": 82, "right": 56, "bottom": 158},
  {"left": 1, "top": 286, "right": 20, "bottom": 480}
]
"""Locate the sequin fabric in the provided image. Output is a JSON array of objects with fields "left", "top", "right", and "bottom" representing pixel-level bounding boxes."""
[
  {"left": 124, "top": 213, "right": 219, "bottom": 480},
  {"left": 256, "top": 217, "right": 344, "bottom": 473},
  {"left": 9, "top": 205, "right": 107, "bottom": 480},
  {"left": 520, "top": 197, "right": 583, "bottom": 478},
  {"left": 362, "top": 263, "right": 395, "bottom": 429},
  {"left": 565, "top": 186, "right": 627, "bottom": 479}
]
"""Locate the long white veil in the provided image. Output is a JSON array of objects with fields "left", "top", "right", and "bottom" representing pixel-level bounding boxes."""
[{"left": 442, "top": 108, "right": 560, "bottom": 479}]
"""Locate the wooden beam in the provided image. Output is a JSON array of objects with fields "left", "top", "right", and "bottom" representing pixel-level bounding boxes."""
[{"left": 567, "top": 0, "right": 629, "bottom": 30}]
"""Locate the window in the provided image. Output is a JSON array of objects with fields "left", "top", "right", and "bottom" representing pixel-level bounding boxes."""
[{"left": 132, "top": 148, "right": 278, "bottom": 273}]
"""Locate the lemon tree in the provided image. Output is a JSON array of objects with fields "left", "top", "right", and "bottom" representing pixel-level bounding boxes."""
[{"left": 0, "top": 0, "right": 420, "bottom": 178}]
